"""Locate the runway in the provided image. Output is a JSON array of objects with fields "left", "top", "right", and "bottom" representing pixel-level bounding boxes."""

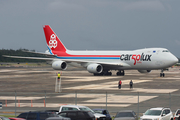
[{"left": 0, "top": 66, "right": 180, "bottom": 115}]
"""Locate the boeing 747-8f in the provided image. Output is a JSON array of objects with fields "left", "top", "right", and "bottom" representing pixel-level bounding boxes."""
[{"left": 4, "top": 25, "right": 178, "bottom": 77}]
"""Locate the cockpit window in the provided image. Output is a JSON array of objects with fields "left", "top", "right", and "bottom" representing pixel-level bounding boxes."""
[{"left": 162, "top": 50, "right": 169, "bottom": 52}]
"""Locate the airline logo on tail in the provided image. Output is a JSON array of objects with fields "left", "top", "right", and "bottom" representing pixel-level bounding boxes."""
[
  {"left": 49, "top": 34, "right": 57, "bottom": 48},
  {"left": 43, "top": 25, "right": 67, "bottom": 52}
]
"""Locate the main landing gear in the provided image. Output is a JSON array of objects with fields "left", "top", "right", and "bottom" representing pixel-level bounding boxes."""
[
  {"left": 160, "top": 69, "right": 165, "bottom": 77},
  {"left": 93, "top": 70, "right": 125, "bottom": 76},
  {"left": 93, "top": 71, "right": 112, "bottom": 76},
  {"left": 116, "top": 70, "right": 125, "bottom": 76}
]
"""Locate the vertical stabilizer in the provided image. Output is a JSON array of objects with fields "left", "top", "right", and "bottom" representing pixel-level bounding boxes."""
[{"left": 43, "top": 25, "right": 66, "bottom": 53}]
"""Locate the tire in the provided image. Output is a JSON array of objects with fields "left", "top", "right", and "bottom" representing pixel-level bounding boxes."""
[{"left": 163, "top": 73, "right": 165, "bottom": 77}]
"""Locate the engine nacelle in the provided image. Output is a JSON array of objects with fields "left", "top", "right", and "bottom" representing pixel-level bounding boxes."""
[
  {"left": 138, "top": 70, "right": 151, "bottom": 73},
  {"left": 52, "top": 61, "right": 67, "bottom": 70},
  {"left": 87, "top": 64, "right": 103, "bottom": 73}
]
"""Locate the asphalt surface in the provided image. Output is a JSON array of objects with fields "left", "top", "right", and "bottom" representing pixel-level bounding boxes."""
[{"left": 0, "top": 65, "right": 180, "bottom": 116}]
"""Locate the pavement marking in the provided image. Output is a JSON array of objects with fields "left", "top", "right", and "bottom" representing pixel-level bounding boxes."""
[
  {"left": 0, "top": 96, "right": 46, "bottom": 100},
  {"left": 62, "top": 76, "right": 121, "bottom": 82},
  {"left": 56, "top": 94, "right": 157, "bottom": 104},
  {"left": 63, "top": 80, "right": 151, "bottom": 90},
  {"left": 131, "top": 88, "right": 178, "bottom": 93},
  {"left": 0, "top": 70, "right": 20, "bottom": 72},
  {"left": 84, "top": 95, "right": 157, "bottom": 103},
  {"left": 56, "top": 94, "right": 106, "bottom": 98},
  {"left": 75, "top": 104, "right": 131, "bottom": 107},
  {"left": 3, "top": 103, "right": 131, "bottom": 107},
  {"left": 158, "top": 77, "right": 180, "bottom": 79},
  {"left": 0, "top": 75, "right": 37, "bottom": 79},
  {"left": 14, "top": 71, "right": 50, "bottom": 73}
]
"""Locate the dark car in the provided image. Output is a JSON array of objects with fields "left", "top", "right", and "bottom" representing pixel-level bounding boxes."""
[
  {"left": 58, "top": 110, "right": 95, "bottom": 120},
  {"left": 43, "top": 110, "right": 59, "bottom": 115},
  {"left": 17, "top": 111, "right": 57, "bottom": 120},
  {"left": 114, "top": 110, "right": 138, "bottom": 120},
  {"left": 93, "top": 108, "right": 111, "bottom": 120}
]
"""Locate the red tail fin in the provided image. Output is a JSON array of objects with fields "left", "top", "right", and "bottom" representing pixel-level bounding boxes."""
[{"left": 43, "top": 25, "right": 66, "bottom": 52}]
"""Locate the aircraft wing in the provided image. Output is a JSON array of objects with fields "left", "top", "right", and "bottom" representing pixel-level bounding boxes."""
[
  {"left": 3, "top": 55, "right": 55, "bottom": 60},
  {"left": 3, "top": 55, "right": 130, "bottom": 67},
  {"left": 22, "top": 50, "right": 56, "bottom": 57}
]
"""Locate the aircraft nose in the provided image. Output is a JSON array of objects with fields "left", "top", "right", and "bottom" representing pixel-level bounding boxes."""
[
  {"left": 171, "top": 55, "right": 178, "bottom": 65},
  {"left": 174, "top": 57, "right": 178, "bottom": 64}
]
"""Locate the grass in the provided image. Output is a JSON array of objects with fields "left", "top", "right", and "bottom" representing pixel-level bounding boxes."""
[{"left": 0, "top": 115, "right": 16, "bottom": 118}]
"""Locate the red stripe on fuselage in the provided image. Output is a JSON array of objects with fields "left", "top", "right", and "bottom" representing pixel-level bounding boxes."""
[{"left": 52, "top": 51, "right": 120, "bottom": 58}]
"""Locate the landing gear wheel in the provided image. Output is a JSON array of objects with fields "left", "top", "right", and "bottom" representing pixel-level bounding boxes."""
[
  {"left": 116, "top": 72, "right": 120, "bottom": 76},
  {"left": 116, "top": 70, "right": 125, "bottom": 76},
  {"left": 93, "top": 71, "right": 112, "bottom": 76},
  {"left": 160, "top": 73, "right": 165, "bottom": 77},
  {"left": 162, "top": 73, "right": 165, "bottom": 77},
  {"left": 160, "top": 69, "right": 165, "bottom": 77},
  {"left": 94, "top": 73, "right": 99, "bottom": 76},
  {"left": 107, "top": 72, "right": 112, "bottom": 76}
]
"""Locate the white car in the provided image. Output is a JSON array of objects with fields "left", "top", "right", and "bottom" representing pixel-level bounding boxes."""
[
  {"left": 59, "top": 105, "right": 106, "bottom": 120},
  {"left": 173, "top": 109, "right": 180, "bottom": 120},
  {"left": 140, "top": 107, "right": 173, "bottom": 120}
]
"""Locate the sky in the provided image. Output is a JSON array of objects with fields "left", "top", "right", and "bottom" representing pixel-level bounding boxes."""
[{"left": 0, "top": 0, "right": 180, "bottom": 57}]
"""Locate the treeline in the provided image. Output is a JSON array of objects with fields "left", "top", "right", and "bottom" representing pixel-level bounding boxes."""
[{"left": 0, "top": 49, "right": 46, "bottom": 62}]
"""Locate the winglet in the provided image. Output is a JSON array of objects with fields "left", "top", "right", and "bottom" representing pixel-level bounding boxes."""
[{"left": 43, "top": 25, "right": 67, "bottom": 54}]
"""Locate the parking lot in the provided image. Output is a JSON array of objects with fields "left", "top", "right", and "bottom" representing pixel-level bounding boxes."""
[{"left": 0, "top": 65, "right": 180, "bottom": 116}]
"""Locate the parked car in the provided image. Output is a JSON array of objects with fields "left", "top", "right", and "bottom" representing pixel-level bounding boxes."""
[
  {"left": 114, "top": 110, "right": 138, "bottom": 120},
  {"left": 46, "top": 116, "right": 70, "bottom": 120},
  {"left": 140, "top": 107, "right": 173, "bottom": 120},
  {"left": 93, "top": 108, "right": 111, "bottom": 120},
  {"left": 173, "top": 109, "right": 180, "bottom": 120},
  {"left": 43, "top": 110, "right": 59, "bottom": 115},
  {"left": 0, "top": 116, "right": 10, "bottom": 120},
  {"left": 17, "top": 111, "right": 57, "bottom": 120},
  {"left": 59, "top": 105, "right": 106, "bottom": 120},
  {"left": 59, "top": 110, "right": 95, "bottom": 120},
  {"left": 9, "top": 118, "right": 26, "bottom": 120}
]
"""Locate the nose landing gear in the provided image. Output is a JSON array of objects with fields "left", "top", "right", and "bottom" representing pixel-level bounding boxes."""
[{"left": 160, "top": 69, "right": 165, "bottom": 77}]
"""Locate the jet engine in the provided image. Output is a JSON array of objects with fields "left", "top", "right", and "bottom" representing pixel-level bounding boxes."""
[
  {"left": 52, "top": 61, "right": 67, "bottom": 70},
  {"left": 138, "top": 70, "right": 151, "bottom": 73},
  {"left": 87, "top": 64, "right": 103, "bottom": 73}
]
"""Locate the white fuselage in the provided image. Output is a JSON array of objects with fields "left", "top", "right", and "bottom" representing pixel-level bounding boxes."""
[{"left": 55, "top": 48, "right": 178, "bottom": 70}]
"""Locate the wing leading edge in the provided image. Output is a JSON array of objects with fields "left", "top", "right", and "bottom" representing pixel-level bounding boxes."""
[{"left": 3, "top": 55, "right": 129, "bottom": 67}]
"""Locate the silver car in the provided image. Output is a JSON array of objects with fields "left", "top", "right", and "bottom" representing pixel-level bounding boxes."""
[
  {"left": 114, "top": 110, "right": 138, "bottom": 120},
  {"left": 46, "top": 117, "right": 70, "bottom": 120},
  {"left": 140, "top": 107, "right": 173, "bottom": 120},
  {"left": 0, "top": 116, "right": 10, "bottom": 120}
]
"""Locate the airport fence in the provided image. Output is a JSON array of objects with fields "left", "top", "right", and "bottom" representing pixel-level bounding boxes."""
[{"left": 0, "top": 91, "right": 180, "bottom": 117}]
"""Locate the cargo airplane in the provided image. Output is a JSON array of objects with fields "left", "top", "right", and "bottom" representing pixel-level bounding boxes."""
[{"left": 4, "top": 25, "right": 178, "bottom": 77}]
